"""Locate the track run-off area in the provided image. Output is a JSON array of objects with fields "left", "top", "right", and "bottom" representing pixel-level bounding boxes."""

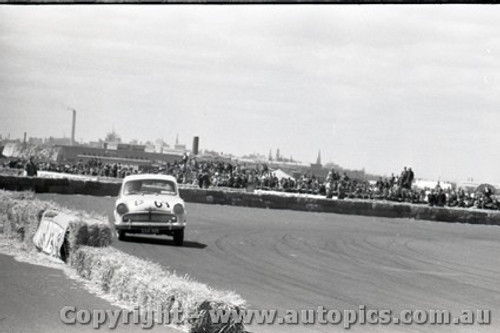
[{"left": 37, "top": 193, "right": 500, "bottom": 333}]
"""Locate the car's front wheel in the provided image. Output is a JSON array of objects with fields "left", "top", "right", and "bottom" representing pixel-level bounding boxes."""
[
  {"left": 117, "top": 230, "right": 126, "bottom": 241},
  {"left": 173, "top": 229, "right": 184, "bottom": 246}
]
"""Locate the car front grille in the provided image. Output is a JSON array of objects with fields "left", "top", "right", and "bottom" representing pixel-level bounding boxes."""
[{"left": 122, "top": 212, "right": 177, "bottom": 223}]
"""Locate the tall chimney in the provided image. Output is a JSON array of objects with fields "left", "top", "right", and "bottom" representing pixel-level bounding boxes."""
[
  {"left": 192, "top": 136, "right": 199, "bottom": 155},
  {"left": 71, "top": 109, "right": 76, "bottom": 146}
]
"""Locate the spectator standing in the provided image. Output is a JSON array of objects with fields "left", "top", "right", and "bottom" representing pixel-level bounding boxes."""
[
  {"left": 399, "top": 167, "right": 408, "bottom": 188},
  {"left": 24, "top": 156, "right": 38, "bottom": 177},
  {"left": 389, "top": 173, "right": 396, "bottom": 188},
  {"left": 436, "top": 188, "right": 447, "bottom": 207},
  {"left": 405, "top": 167, "right": 415, "bottom": 189},
  {"left": 112, "top": 163, "right": 118, "bottom": 178}
]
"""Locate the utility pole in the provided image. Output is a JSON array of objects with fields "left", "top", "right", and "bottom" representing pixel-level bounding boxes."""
[{"left": 68, "top": 108, "right": 76, "bottom": 146}]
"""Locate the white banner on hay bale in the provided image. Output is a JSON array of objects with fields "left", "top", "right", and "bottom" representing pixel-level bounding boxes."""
[{"left": 33, "top": 210, "right": 74, "bottom": 258}]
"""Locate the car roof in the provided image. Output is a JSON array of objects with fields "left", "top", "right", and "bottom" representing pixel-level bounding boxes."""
[{"left": 122, "top": 174, "right": 178, "bottom": 183}]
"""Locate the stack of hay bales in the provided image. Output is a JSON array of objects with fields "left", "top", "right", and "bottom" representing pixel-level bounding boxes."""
[
  {"left": 0, "top": 190, "right": 112, "bottom": 255},
  {"left": 64, "top": 212, "right": 112, "bottom": 250},
  {"left": 69, "top": 246, "right": 246, "bottom": 333}
]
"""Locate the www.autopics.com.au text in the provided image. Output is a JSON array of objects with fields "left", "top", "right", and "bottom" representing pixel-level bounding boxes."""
[{"left": 59, "top": 305, "right": 491, "bottom": 329}]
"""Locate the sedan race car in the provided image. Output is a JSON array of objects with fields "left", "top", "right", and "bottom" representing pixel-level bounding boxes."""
[{"left": 113, "top": 174, "right": 187, "bottom": 245}]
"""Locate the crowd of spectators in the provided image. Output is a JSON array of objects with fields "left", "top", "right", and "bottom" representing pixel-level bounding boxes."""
[
  {"left": 163, "top": 157, "right": 306, "bottom": 192},
  {"left": 427, "top": 186, "right": 500, "bottom": 210},
  {"left": 3, "top": 157, "right": 139, "bottom": 179},
  {"left": 2, "top": 156, "right": 499, "bottom": 211},
  {"left": 312, "top": 165, "right": 500, "bottom": 211}
]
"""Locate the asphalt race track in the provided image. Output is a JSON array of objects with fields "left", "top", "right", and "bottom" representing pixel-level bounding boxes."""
[
  {"left": 37, "top": 194, "right": 500, "bottom": 333},
  {"left": 0, "top": 254, "right": 179, "bottom": 333}
]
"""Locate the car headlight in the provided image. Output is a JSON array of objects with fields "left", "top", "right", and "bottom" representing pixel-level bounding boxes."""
[
  {"left": 116, "top": 203, "right": 129, "bottom": 215},
  {"left": 173, "top": 203, "right": 184, "bottom": 215}
]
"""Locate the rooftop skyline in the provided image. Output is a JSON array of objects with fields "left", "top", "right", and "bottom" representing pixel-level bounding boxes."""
[
  {"left": 0, "top": 131, "right": 301, "bottom": 163},
  {"left": 1, "top": 6, "right": 500, "bottom": 183}
]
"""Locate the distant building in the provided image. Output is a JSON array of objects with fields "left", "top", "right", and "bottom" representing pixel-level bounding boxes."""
[
  {"left": 28, "top": 137, "right": 44, "bottom": 145},
  {"left": 56, "top": 144, "right": 182, "bottom": 166},
  {"left": 174, "top": 144, "right": 186, "bottom": 151},
  {"left": 144, "top": 142, "right": 171, "bottom": 154},
  {"left": 309, "top": 150, "right": 324, "bottom": 178},
  {"left": 102, "top": 142, "right": 146, "bottom": 151},
  {"left": 45, "top": 137, "right": 71, "bottom": 145},
  {"left": 414, "top": 179, "right": 453, "bottom": 191},
  {"left": 88, "top": 141, "right": 105, "bottom": 149},
  {"left": 144, "top": 143, "right": 156, "bottom": 153},
  {"left": 456, "top": 181, "right": 478, "bottom": 192}
]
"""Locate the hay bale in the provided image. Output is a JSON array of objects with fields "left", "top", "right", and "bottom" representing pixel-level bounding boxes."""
[
  {"left": 86, "top": 223, "right": 102, "bottom": 247},
  {"left": 69, "top": 248, "right": 92, "bottom": 279},
  {"left": 190, "top": 301, "right": 245, "bottom": 333},
  {"left": 0, "top": 195, "right": 54, "bottom": 250},
  {"left": 68, "top": 246, "right": 246, "bottom": 333},
  {"left": 96, "top": 223, "right": 112, "bottom": 247},
  {"left": 62, "top": 210, "right": 111, "bottom": 250},
  {"left": 67, "top": 221, "right": 88, "bottom": 250}
]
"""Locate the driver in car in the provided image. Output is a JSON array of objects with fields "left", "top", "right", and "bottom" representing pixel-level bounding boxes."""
[{"left": 125, "top": 181, "right": 142, "bottom": 195}]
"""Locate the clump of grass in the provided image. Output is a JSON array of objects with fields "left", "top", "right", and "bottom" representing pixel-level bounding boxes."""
[
  {"left": 0, "top": 190, "right": 35, "bottom": 201},
  {"left": 69, "top": 246, "right": 246, "bottom": 332}
]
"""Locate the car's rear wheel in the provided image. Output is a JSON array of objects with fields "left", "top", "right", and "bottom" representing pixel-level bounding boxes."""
[
  {"left": 173, "top": 229, "right": 184, "bottom": 246},
  {"left": 117, "top": 230, "right": 126, "bottom": 241}
]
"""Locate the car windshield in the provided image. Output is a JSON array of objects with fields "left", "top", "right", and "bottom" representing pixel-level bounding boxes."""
[{"left": 123, "top": 179, "right": 177, "bottom": 196}]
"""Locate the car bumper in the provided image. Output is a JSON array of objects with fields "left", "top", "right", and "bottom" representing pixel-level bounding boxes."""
[
  {"left": 115, "top": 222, "right": 185, "bottom": 236},
  {"left": 115, "top": 221, "right": 185, "bottom": 230},
  {"left": 114, "top": 210, "right": 186, "bottom": 229}
]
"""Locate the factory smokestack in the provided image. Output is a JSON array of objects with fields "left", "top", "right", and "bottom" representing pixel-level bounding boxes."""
[
  {"left": 71, "top": 109, "right": 76, "bottom": 146},
  {"left": 192, "top": 136, "right": 199, "bottom": 156}
]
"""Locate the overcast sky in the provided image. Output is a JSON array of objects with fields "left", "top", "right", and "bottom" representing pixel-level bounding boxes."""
[{"left": 1, "top": 5, "right": 499, "bottom": 183}]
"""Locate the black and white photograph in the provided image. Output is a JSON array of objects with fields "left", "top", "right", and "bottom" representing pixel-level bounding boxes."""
[{"left": 0, "top": 4, "right": 499, "bottom": 333}]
